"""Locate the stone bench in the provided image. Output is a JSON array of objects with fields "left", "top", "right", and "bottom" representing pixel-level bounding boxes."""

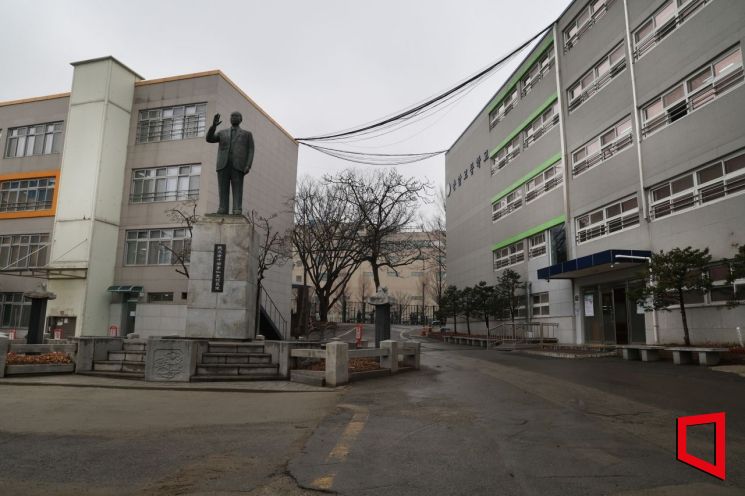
[
  {"left": 617, "top": 345, "right": 665, "bottom": 362},
  {"left": 665, "top": 347, "right": 729, "bottom": 366}
]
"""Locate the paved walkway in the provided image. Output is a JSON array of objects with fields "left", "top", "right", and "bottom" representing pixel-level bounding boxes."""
[{"left": 0, "top": 373, "right": 333, "bottom": 393}]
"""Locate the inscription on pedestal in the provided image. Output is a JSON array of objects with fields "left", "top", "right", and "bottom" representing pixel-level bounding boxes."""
[
  {"left": 212, "top": 244, "right": 226, "bottom": 292},
  {"left": 153, "top": 349, "right": 184, "bottom": 380}
]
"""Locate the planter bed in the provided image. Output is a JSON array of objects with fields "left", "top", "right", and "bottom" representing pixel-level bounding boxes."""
[{"left": 5, "top": 363, "right": 75, "bottom": 375}]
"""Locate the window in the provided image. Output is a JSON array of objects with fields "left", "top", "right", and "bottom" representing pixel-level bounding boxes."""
[
  {"left": 568, "top": 43, "right": 626, "bottom": 111},
  {"left": 387, "top": 270, "right": 398, "bottom": 276},
  {"left": 576, "top": 195, "right": 639, "bottom": 243},
  {"left": 521, "top": 45, "right": 555, "bottom": 97},
  {"left": 634, "top": 0, "right": 712, "bottom": 59},
  {"left": 5, "top": 122, "right": 63, "bottom": 158},
  {"left": 524, "top": 101, "right": 559, "bottom": 148},
  {"left": 130, "top": 164, "right": 201, "bottom": 203},
  {"left": 489, "top": 88, "right": 518, "bottom": 128},
  {"left": 491, "top": 136, "right": 521, "bottom": 174},
  {"left": 493, "top": 240, "right": 525, "bottom": 270},
  {"left": 0, "top": 177, "right": 56, "bottom": 213},
  {"left": 707, "top": 263, "right": 745, "bottom": 303},
  {"left": 531, "top": 292, "right": 550, "bottom": 316},
  {"left": 147, "top": 292, "right": 173, "bottom": 303},
  {"left": 410, "top": 271, "right": 424, "bottom": 277},
  {"left": 526, "top": 161, "right": 563, "bottom": 202},
  {"left": 563, "top": 0, "right": 611, "bottom": 51},
  {"left": 492, "top": 188, "right": 524, "bottom": 222},
  {"left": 0, "top": 234, "right": 49, "bottom": 269},
  {"left": 125, "top": 228, "right": 191, "bottom": 266},
  {"left": 642, "top": 46, "right": 743, "bottom": 137},
  {"left": 572, "top": 116, "right": 633, "bottom": 176},
  {"left": 0, "top": 293, "right": 31, "bottom": 329},
  {"left": 649, "top": 149, "right": 745, "bottom": 219},
  {"left": 528, "top": 232, "right": 547, "bottom": 258},
  {"left": 136, "top": 103, "right": 207, "bottom": 144}
]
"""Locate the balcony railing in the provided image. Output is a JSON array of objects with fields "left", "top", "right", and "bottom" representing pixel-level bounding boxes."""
[
  {"left": 568, "top": 59, "right": 626, "bottom": 113},
  {"left": 650, "top": 174, "right": 745, "bottom": 220},
  {"left": 641, "top": 67, "right": 744, "bottom": 138},
  {"left": 492, "top": 197, "right": 523, "bottom": 222},
  {"left": 576, "top": 212, "right": 639, "bottom": 244},
  {"left": 523, "top": 114, "right": 560, "bottom": 149},
  {"left": 633, "top": 0, "right": 711, "bottom": 60},
  {"left": 563, "top": 0, "right": 615, "bottom": 53},
  {"left": 491, "top": 148, "right": 521, "bottom": 175},
  {"left": 493, "top": 251, "right": 525, "bottom": 270},
  {"left": 572, "top": 133, "right": 633, "bottom": 176},
  {"left": 520, "top": 59, "right": 555, "bottom": 98},
  {"left": 525, "top": 174, "right": 562, "bottom": 202}
]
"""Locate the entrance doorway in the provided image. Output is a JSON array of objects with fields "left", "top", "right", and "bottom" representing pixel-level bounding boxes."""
[{"left": 583, "top": 283, "right": 646, "bottom": 344}]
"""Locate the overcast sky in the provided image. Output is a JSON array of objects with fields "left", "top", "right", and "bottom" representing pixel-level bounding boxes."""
[{"left": 0, "top": 0, "right": 570, "bottom": 216}]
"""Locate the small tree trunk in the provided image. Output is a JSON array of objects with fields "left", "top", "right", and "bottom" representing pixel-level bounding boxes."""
[
  {"left": 678, "top": 289, "right": 691, "bottom": 346},
  {"left": 453, "top": 311, "right": 458, "bottom": 333},
  {"left": 466, "top": 312, "right": 471, "bottom": 335},
  {"left": 318, "top": 296, "right": 329, "bottom": 322}
]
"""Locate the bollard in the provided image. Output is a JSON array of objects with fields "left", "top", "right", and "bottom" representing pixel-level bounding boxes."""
[
  {"left": 325, "top": 341, "right": 349, "bottom": 387},
  {"left": 380, "top": 340, "right": 399, "bottom": 373}
]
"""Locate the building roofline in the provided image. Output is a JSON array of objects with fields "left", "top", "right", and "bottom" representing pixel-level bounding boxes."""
[
  {"left": 136, "top": 70, "right": 297, "bottom": 144},
  {"left": 71, "top": 56, "right": 145, "bottom": 80},
  {"left": 0, "top": 92, "right": 71, "bottom": 108}
]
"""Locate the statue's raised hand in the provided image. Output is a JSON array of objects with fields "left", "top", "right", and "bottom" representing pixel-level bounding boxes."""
[{"left": 213, "top": 114, "right": 222, "bottom": 127}]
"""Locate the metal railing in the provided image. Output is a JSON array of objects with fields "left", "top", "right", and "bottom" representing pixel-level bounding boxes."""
[
  {"left": 633, "top": 0, "right": 710, "bottom": 60},
  {"left": 576, "top": 212, "right": 640, "bottom": 244},
  {"left": 525, "top": 174, "right": 562, "bottom": 203},
  {"left": 487, "top": 321, "right": 558, "bottom": 344},
  {"left": 572, "top": 133, "right": 633, "bottom": 177},
  {"left": 568, "top": 59, "right": 626, "bottom": 113},
  {"left": 642, "top": 67, "right": 744, "bottom": 138},
  {"left": 650, "top": 174, "right": 745, "bottom": 220},
  {"left": 563, "top": 0, "right": 615, "bottom": 53},
  {"left": 129, "top": 189, "right": 199, "bottom": 203},
  {"left": 523, "top": 114, "right": 559, "bottom": 149},
  {"left": 260, "top": 285, "right": 288, "bottom": 339},
  {"left": 520, "top": 59, "right": 555, "bottom": 98}
]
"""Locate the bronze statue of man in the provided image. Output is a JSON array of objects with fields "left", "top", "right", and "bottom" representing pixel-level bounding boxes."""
[{"left": 206, "top": 111, "right": 255, "bottom": 215}]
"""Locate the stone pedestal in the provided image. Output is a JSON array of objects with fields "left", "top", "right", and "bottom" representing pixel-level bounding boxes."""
[
  {"left": 374, "top": 304, "right": 391, "bottom": 348},
  {"left": 185, "top": 215, "right": 258, "bottom": 340},
  {"left": 145, "top": 338, "right": 200, "bottom": 382}
]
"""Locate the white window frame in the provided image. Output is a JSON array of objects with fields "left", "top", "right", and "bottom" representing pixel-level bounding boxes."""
[
  {"left": 641, "top": 46, "right": 743, "bottom": 138},
  {"left": 524, "top": 101, "right": 559, "bottom": 149},
  {"left": 493, "top": 240, "right": 525, "bottom": 270},
  {"left": 563, "top": 0, "right": 612, "bottom": 51},
  {"left": 649, "top": 149, "right": 745, "bottom": 220},
  {"left": 489, "top": 88, "right": 518, "bottom": 128},
  {"left": 136, "top": 103, "right": 207, "bottom": 144},
  {"left": 531, "top": 292, "right": 550, "bottom": 316},
  {"left": 0, "top": 233, "right": 50, "bottom": 269},
  {"left": 571, "top": 116, "right": 633, "bottom": 176},
  {"left": 568, "top": 42, "right": 626, "bottom": 112},
  {"left": 575, "top": 195, "right": 639, "bottom": 244},
  {"left": 491, "top": 135, "right": 521, "bottom": 174},
  {"left": 521, "top": 46, "right": 556, "bottom": 97},
  {"left": 492, "top": 188, "right": 524, "bottom": 222},
  {"left": 125, "top": 228, "right": 191, "bottom": 266},
  {"left": 633, "top": 0, "right": 712, "bottom": 60},
  {"left": 5, "top": 122, "right": 63, "bottom": 158},
  {"left": 528, "top": 232, "right": 547, "bottom": 258},
  {"left": 526, "top": 162, "right": 563, "bottom": 203},
  {"left": 0, "top": 177, "right": 56, "bottom": 213},
  {"left": 130, "top": 164, "right": 201, "bottom": 204}
]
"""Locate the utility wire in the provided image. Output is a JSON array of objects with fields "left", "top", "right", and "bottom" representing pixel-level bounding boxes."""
[{"left": 296, "top": 22, "right": 552, "bottom": 143}]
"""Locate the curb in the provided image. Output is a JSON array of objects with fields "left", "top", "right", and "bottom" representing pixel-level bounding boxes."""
[{"left": 0, "top": 379, "right": 338, "bottom": 394}]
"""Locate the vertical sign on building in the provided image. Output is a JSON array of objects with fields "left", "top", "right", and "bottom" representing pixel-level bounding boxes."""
[{"left": 212, "top": 244, "right": 226, "bottom": 292}]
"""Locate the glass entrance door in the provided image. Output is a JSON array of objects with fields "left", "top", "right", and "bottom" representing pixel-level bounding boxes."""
[{"left": 613, "top": 288, "right": 629, "bottom": 345}]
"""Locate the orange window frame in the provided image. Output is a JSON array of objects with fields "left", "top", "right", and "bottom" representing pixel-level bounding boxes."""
[{"left": 0, "top": 170, "right": 61, "bottom": 219}]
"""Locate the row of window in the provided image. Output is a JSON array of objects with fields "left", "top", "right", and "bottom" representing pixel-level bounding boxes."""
[
  {"left": 130, "top": 164, "right": 201, "bottom": 203},
  {"left": 0, "top": 293, "right": 31, "bottom": 329},
  {"left": 136, "top": 103, "right": 207, "bottom": 144},
  {"left": 4, "top": 122, "right": 63, "bottom": 159},
  {"left": 488, "top": 43, "right": 555, "bottom": 128},
  {"left": 0, "top": 233, "right": 50, "bottom": 269},
  {"left": 571, "top": 116, "right": 632, "bottom": 176},
  {"left": 492, "top": 228, "right": 559, "bottom": 270},
  {"left": 568, "top": 42, "right": 626, "bottom": 112},
  {"left": 124, "top": 228, "right": 191, "bottom": 266},
  {"left": 0, "top": 177, "right": 55, "bottom": 213},
  {"left": 641, "top": 46, "right": 742, "bottom": 137},
  {"left": 563, "top": 0, "right": 612, "bottom": 51},
  {"left": 491, "top": 101, "right": 559, "bottom": 173},
  {"left": 491, "top": 161, "right": 563, "bottom": 222},
  {"left": 576, "top": 195, "right": 640, "bottom": 244}
]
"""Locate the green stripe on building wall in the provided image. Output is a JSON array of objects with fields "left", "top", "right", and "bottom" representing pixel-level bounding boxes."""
[
  {"left": 489, "top": 93, "right": 558, "bottom": 159},
  {"left": 485, "top": 36, "right": 555, "bottom": 115},
  {"left": 491, "top": 215, "right": 566, "bottom": 252},
  {"left": 490, "top": 152, "right": 562, "bottom": 204}
]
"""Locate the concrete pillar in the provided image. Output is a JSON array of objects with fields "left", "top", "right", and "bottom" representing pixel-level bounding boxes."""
[
  {"left": 0, "top": 336, "right": 9, "bottom": 378},
  {"left": 47, "top": 57, "right": 142, "bottom": 336},
  {"left": 698, "top": 352, "right": 721, "bottom": 366},
  {"left": 374, "top": 303, "right": 391, "bottom": 347},
  {"left": 403, "top": 342, "right": 420, "bottom": 369},
  {"left": 380, "top": 340, "right": 399, "bottom": 373},
  {"left": 325, "top": 341, "right": 348, "bottom": 387}
]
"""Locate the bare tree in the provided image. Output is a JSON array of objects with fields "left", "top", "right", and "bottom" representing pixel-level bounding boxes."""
[
  {"left": 328, "top": 169, "right": 432, "bottom": 290},
  {"left": 247, "top": 209, "right": 292, "bottom": 335},
  {"left": 163, "top": 201, "right": 198, "bottom": 278},
  {"left": 292, "top": 177, "right": 363, "bottom": 322},
  {"left": 421, "top": 186, "right": 447, "bottom": 307}
]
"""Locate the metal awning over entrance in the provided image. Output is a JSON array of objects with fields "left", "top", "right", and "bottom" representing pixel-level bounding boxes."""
[
  {"left": 107, "top": 285, "right": 144, "bottom": 293},
  {"left": 537, "top": 249, "right": 652, "bottom": 280}
]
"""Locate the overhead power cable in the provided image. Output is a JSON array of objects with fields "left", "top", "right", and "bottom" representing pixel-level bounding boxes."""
[
  {"left": 296, "top": 22, "right": 553, "bottom": 144},
  {"left": 302, "top": 143, "right": 445, "bottom": 166}
]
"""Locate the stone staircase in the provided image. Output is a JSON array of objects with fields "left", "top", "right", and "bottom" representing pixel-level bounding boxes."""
[
  {"left": 191, "top": 341, "right": 281, "bottom": 382},
  {"left": 87, "top": 341, "right": 147, "bottom": 379}
]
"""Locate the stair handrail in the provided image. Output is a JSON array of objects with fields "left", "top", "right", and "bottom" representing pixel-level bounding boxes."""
[{"left": 260, "top": 285, "right": 288, "bottom": 339}]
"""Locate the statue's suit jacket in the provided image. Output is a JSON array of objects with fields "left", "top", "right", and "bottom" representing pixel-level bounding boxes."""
[{"left": 206, "top": 124, "right": 255, "bottom": 174}]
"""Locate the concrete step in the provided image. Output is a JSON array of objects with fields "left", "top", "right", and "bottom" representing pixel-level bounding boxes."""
[
  {"left": 201, "top": 353, "right": 272, "bottom": 365},
  {"left": 195, "top": 363, "right": 279, "bottom": 376},
  {"left": 78, "top": 371, "right": 144, "bottom": 380},
  {"left": 93, "top": 360, "right": 146, "bottom": 373},
  {"left": 122, "top": 342, "right": 146, "bottom": 352},
  {"left": 190, "top": 374, "right": 283, "bottom": 382},
  {"left": 108, "top": 351, "right": 146, "bottom": 362},
  {"left": 207, "top": 342, "right": 265, "bottom": 354}
]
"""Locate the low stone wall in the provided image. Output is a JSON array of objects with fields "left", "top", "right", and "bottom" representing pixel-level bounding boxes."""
[{"left": 1, "top": 338, "right": 77, "bottom": 377}]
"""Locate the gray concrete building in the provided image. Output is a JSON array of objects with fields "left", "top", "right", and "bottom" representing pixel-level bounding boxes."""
[
  {"left": 446, "top": 0, "right": 745, "bottom": 345},
  {"left": 0, "top": 57, "right": 297, "bottom": 340}
]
